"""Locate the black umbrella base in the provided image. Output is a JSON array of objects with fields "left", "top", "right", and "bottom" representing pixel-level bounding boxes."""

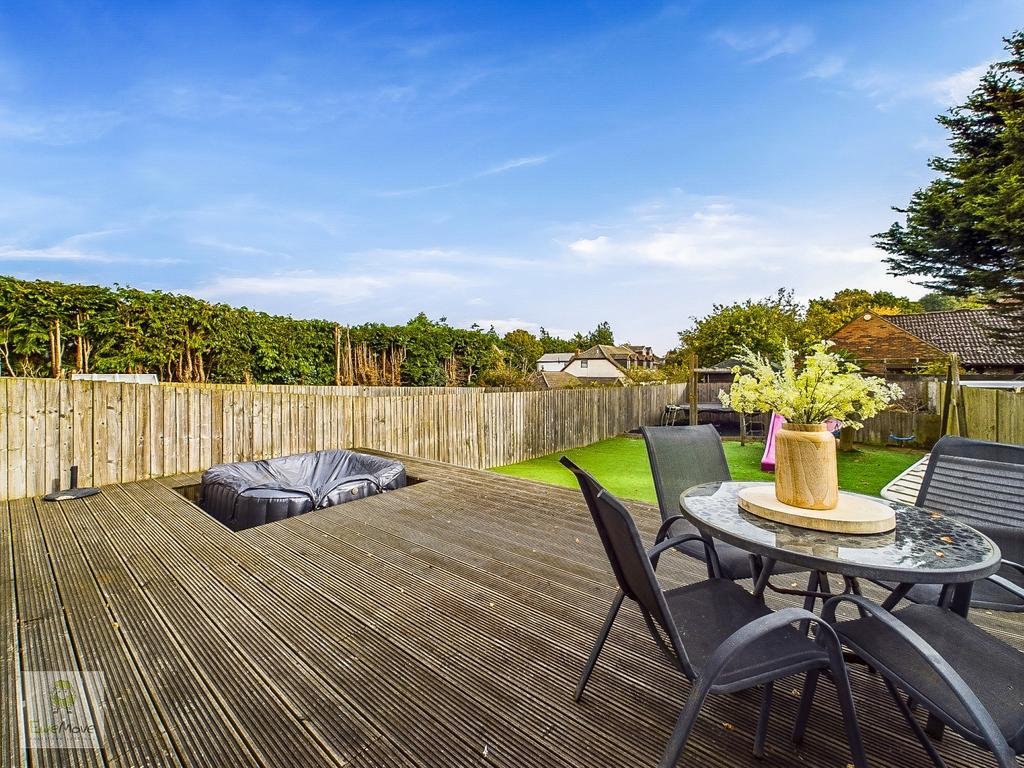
[{"left": 43, "top": 487, "right": 101, "bottom": 502}]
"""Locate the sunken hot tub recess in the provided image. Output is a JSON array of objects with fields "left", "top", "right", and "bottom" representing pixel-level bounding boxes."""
[{"left": 200, "top": 449, "right": 406, "bottom": 531}]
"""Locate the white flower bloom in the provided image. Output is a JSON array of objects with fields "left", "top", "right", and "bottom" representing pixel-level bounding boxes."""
[{"left": 719, "top": 341, "right": 903, "bottom": 429}]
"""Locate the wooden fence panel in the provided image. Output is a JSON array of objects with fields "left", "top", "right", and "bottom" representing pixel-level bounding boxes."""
[
  {"left": 6, "top": 379, "right": 26, "bottom": 500},
  {"left": 998, "top": 389, "right": 1024, "bottom": 446},
  {"left": 962, "top": 388, "right": 998, "bottom": 442},
  {"left": 0, "top": 378, "right": 689, "bottom": 499},
  {"left": 0, "top": 380, "right": 7, "bottom": 500}
]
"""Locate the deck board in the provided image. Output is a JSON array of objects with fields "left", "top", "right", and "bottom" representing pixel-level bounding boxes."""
[
  {"left": 61, "top": 490, "right": 271, "bottom": 768},
  {"left": 4, "top": 453, "right": 1022, "bottom": 767},
  {"left": 880, "top": 455, "right": 929, "bottom": 505},
  {"left": 32, "top": 496, "right": 180, "bottom": 768}
]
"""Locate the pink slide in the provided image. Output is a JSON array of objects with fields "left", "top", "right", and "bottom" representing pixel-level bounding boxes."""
[{"left": 760, "top": 412, "right": 786, "bottom": 472}]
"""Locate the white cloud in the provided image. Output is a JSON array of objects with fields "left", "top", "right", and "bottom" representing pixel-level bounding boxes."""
[
  {"left": 804, "top": 55, "right": 845, "bottom": 80},
  {"left": 195, "top": 272, "right": 387, "bottom": 302},
  {"left": 0, "top": 244, "right": 115, "bottom": 263},
  {"left": 0, "top": 105, "right": 123, "bottom": 145},
  {"left": 565, "top": 200, "right": 772, "bottom": 268},
  {"left": 358, "top": 246, "right": 540, "bottom": 271},
  {"left": 568, "top": 235, "right": 611, "bottom": 255},
  {"left": 928, "top": 62, "right": 990, "bottom": 106},
  {"left": 375, "top": 152, "right": 552, "bottom": 196},
  {"left": 480, "top": 155, "right": 550, "bottom": 176},
  {"left": 193, "top": 268, "right": 472, "bottom": 307},
  {"left": 0, "top": 234, "right": 177, "bottom": 265},
  {"left": 373, "top": 181, "right": 459, "bottom": 198},
  {"left": 713, "top": 25, "right": 813, "bottom": 62},
  {"left": 558, "top": 193, "right": 924, "bottom": 294},
  {"left": 825, "top": 59, "right": 991, "bottom": 111},
  {"left": 189, "top": 238, "right": 283, "bottom": 257},
  {"left": 358, "top": 247, "right": 463, "bottom": 261}
]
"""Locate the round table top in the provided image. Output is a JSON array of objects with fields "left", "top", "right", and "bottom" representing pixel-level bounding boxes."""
[{"left": 680, "top": 481, "right": 1002, "bottom": 584}]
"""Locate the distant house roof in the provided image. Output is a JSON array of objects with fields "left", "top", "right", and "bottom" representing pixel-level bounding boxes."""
[
  {"left": 885, "top": 310, "right": 1023, "bottom": 367},
  {"left": 529, "top": 371, "right": 580, "bottom": 390},
  {"left": 537, "top": 352, "right": 574, "bottom": 363},
  {"left": 574, "top": 344, "right": 633, "bottom": 360}
]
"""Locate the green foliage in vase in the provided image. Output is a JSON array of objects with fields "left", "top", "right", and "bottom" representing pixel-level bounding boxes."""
[{"left": 721, "top": 341, "right": 904, "bottom": 429}]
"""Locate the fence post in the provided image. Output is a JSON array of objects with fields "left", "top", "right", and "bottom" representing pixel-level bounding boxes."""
[{"left": 688, "top": 351, "right": 698, "bottom": 426}]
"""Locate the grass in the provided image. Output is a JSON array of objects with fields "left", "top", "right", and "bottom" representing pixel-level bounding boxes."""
[{"left": 490, "top": 435, "right": 926, "bottom": 503}]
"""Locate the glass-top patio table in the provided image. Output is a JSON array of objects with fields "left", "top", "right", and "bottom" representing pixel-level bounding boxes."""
[{"left": 680, "top": 481, "right": 1002, "bottom": 617}]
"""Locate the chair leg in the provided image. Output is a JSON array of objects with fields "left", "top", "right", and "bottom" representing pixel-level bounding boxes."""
[
  {"left": 791, "top": 669, "right": 819, "bottom": 744},
  {"left": 657, "top": 677, "right": 714, "bottom": 768},
  {"left": 883, "top": 678, "right": 947, "bottom": 768},
  {"left": 704, "top": 536, "right": 720, "bottom": 579},
  {"left": 575, "top": 591, "right": 625, "bottom": 702},
  {"left": 753, "top": 681, "right": 774, "bottom": 758},
  {"left": 799, "top": 571, "right": 821, "bottom": 635},
  {"left": 830, "top": 657, "right": 869, "bottom": 768}
]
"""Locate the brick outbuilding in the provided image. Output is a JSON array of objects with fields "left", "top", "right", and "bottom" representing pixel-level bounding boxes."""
[{"left": 829, "top": 309, "right": 1024, "bottom": 376}]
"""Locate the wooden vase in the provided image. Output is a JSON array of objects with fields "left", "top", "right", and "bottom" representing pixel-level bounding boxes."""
[{"left": 774, "top": 423, "right": 839, "bottom": 510}]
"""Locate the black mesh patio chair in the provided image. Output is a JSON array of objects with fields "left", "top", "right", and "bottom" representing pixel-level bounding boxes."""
[
  {"left": 560, "top": 456, "right": 866, "bottom": 768},
  {"left": 877, "top": 435, "right": 1024, "bottom": 612},
  {"left": 641, "top": 425, "right": 803, "bottom": 581},
  {"left": 819, "top": 594, "right": 1024, "bottom": 768}
]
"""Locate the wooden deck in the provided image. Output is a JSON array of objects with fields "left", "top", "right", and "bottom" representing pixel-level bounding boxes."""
[
  {"left": 880, "top": 455, "right": 929, "bottom": 505},
  {"left": 3, "top": 453, "right": 1022, "bottom": 767}
]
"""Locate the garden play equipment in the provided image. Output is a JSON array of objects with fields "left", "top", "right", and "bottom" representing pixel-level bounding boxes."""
[
  {"left": 887, "top": 433, "right": 916, "bottom": 445},
  {"left": 760, "top": 413, "right": 787, "bottom": 472}
]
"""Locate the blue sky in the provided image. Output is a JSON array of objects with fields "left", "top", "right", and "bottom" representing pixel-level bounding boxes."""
[{"left": 1, "top": 1, "right": 1021, "bottom": 353}]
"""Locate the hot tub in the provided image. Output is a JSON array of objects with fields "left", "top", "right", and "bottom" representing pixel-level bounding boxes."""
[{"left": 200, "top": 449, "right": 406, "bottom": 530}]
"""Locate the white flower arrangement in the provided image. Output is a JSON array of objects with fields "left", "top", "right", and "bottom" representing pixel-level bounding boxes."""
[{"left": 719, "top": 341, "right": 903, "bottom": 430}]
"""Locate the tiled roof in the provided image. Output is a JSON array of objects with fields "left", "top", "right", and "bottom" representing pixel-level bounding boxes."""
[
  {"left": 537, "top": 352, "right": 574, "bottom": 363},
  {"left": 885, "top": 310, "right": 1024, "bottom": 366},
  {"left": 574, "top": 344, "right": 634, "bottom": 360},
  {"left": 530, "top": 371, "right": 580, "bottom": 389}
]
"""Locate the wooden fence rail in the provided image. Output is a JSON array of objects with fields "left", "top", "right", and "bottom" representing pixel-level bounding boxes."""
[{"left": 0, "top": 379, "right": 688, "bottom": 500}]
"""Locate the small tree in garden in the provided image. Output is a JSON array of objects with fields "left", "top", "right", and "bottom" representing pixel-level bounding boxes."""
[
  {"left": 679, "top": 288, "right": 806, "bottom": 364},
  {"left": 501, "top": 329, "right": 544, "bottom": 373}
]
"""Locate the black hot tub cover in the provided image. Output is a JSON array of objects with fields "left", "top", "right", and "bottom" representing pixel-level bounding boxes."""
[{"left": 200, "top": 449, "right": 406, "bottom": 530}]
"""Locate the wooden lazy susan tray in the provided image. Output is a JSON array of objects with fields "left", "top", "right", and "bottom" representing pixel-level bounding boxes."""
[{"left": 737, "top": 485, "right": 896, "bottom": 535}]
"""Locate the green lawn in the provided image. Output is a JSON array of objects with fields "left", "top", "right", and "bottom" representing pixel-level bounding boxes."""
[{"left": 491, "top": 436, "right": 925, "bottom": 504}]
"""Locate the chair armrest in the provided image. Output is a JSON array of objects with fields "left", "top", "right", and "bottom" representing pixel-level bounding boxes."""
[
  {"left": 986, "top": 574, "right": 1024, "bottom": 602},
  {"left": 655, "top": 514, "right": 688, "bottom": 544},
  {"left": 698, "top": 607, "right": 848, "bottom": 688},
  {"left": 647, "top": 534, "right": 722, "bottom": 575},
  {"left": 999, "top": 558, "right": 1024, "bottom": 577},
  {"left": 822, "top": 594, "right": 1014, "bottom": 765}
]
